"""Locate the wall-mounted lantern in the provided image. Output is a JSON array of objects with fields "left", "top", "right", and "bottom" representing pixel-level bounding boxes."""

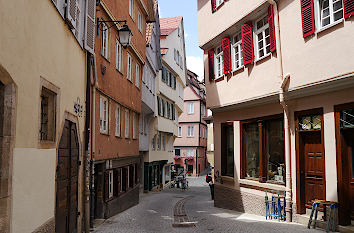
[{"left": 97, "top": 19, "right": 133, "bottom": 48}]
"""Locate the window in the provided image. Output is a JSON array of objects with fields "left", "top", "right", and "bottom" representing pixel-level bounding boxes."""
[
  {"left": 167, "top": 102, "right": 171, "bottom": 119},
  {"left": 175, "top": 149, "right": 181, "bottom": 156},
  {"left": 178, "top": 126, "right": 182, "bottom": 137},
  {"left": 221, "top": 123, "right": 234, "bottom": 177},
  {"left": 299, "top": 114, "right": 321, "bottom": 131},
  {"left": 255, "top": 15, "right": 270, "bottom": 60},
  {"left": 135, "top": 64, "right": 140, "bottom": 88},
  {"left": 127, "top": 53, "right": 132, "bottom": 81},
  {"left": 187, "top": 126, "right": 194, "bottom": 137},
  {"left": 214, "top": 46, "right": 223, "bottom": 78},
  {"left": 172, "top": 104, "right": 176, "bottom": 120},
  {"left": 152, "top": 135, "right": 156, "bottom": 150},
  {"left": 125, "top": 109, "right": 130, "bottom": 138},
  {"left": 115, "top": 105, "right": 121, "bottom": 137},
  {"left": 186, "top": 149, "right": 194, "bottom": 157},
  {"left": 317, "top": 0, "right": 343, "bottom": 29},
  {"left": 100, "top": 96, "right": 108, "bottom": 134},
  {"left": 216, "top": 0, "right": 224, "bottom": 8},
  {"left": 133, "top": 112, "right": 137, "bottom": 139},
  {"left": 162, "top": 135, "right": 166, "bottom": 150},
  {"left": 40, "top": 87, "right": 56, "bottom": 141},
  {"left": 177, "top": 51, "right": 180, "bottom": 66},
  {"left": 116, "top": 40, "right": 122, "bottom": 71},
  {"left": 138, "top": 11, "right": 142, "bottom": 32},
  {"left": 232, "top": 34, "right": 244, "bottom": 70},
  {"left": 129, "top": 0, "right": 134, "bottom": 18},
  {"left": 242, "top": 117, "right": 285, "bottom": 183},
  {"left": 108, "top": 170, "right": 114, "bottom": 199},
  {"left": 101, "top": 22, "right": 109, "bottom": 59},
  {"left": 188, "top": 102, "right": 194, "bottom": 114},
  {"left": 178, "top": 83, "right": 184, "bottom": 99},
  {"left": 157, "top": 133, "right": 161, "bottom": 150},
  {"left": 129, "top": 165, "right": 134, "bottom": 188}
]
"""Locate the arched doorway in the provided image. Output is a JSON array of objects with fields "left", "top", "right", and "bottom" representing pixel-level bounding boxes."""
[
  {"left": 0, "top": 64, "right": 16, "bottom": 233},
  {"left": 55, "top": 120, "right": 79, "bottom": 233}
]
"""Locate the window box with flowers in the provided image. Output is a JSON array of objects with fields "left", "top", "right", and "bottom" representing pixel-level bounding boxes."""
[{"left": 174, "top": 155, "right": 181, "bottom": 160}]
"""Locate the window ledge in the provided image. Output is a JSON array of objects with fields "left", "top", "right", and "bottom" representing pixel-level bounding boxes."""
[
  {"left": 255, "top": 53, "right": 272, "bottom": 64},
  {"left": 316, "top": 18, "right": 344, "bottom": 35},
  {"left": 239, "top": 178, "right": 286, "bottom": 191},
  {"left": 214, "top": 75, "right": 224, "bottom": 81},
  {"left": 232, "top": 66, "right": 244, "bottom": 73},
  {"left": 100, "top": 131, "right": 109, "bottom": 136}
]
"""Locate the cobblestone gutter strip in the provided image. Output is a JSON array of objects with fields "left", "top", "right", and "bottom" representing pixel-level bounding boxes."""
[{"left": 172, "top": 196, "right": 196, "bottom": 228}]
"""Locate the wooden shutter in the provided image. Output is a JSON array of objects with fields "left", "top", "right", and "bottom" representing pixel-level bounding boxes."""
[
  {"left": 66, "top": 0, "right": 77, "bottom": 29},
  {"left": 241, "top": 22, "right": 254, "bottom": 66},
  {"left": 222, "top": 38, "right": 231, "bottom": 74},
  {"left": 344, "top": 0, "right": 354, "bottom": 19},
  {"left": 268, "top": 5, "right": 276, "bottom": 53},
  {"left": 300, "top": 0, "right": 315, "bottom": 38},
  {"left": 208, "top": 49, "right": 215, "bottom": 82},
  {"left": 85, "top": 0, "right": 96, "bottom": 54},
  {"left": 211, "top": 0, "right": 216, "bottom": 13}
]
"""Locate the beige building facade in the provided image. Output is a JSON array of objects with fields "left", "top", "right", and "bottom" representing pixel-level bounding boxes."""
[
  {"left": 198, "top": 0, "right": 354, "bottom": 227},
  {"left": 0, "top": 0, "right": 96, "bottom": 232}
]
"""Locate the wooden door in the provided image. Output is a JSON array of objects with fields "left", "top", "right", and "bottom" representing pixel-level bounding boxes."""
[
  {"left": 302, "top": 131, "right": 325, "bottom": 208},
  {"left": 341, "top": 129, "right": 354, "bottom": 223},
  {"left": 56, "top": 120, "right": 79, "bottom": 233}
]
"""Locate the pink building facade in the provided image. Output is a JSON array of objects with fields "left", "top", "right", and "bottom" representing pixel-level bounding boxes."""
[{"left": 174, "top": 70, "right": 208, "bottom": 176}]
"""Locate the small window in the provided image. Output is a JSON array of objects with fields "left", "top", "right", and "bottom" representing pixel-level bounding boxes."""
[
  {"left": 116, "top": 40, "right": 122, "bottom": 71},
  {"left": 129, "top": 0, "right": 134, "bottom": 18},
  {"left": 108, "top": 170, "right": 114, "bottom": 199},
  {"left": 115, "top": 105, "right": 121, "bottom": 137},
  {"left": 162, "top": 134, "right": 166, "bottom": 151},
  {"left": 101, "top": 22, "right": 109, "bottom": 59},
  {"left": 299, "top": 115, "right": 321, "bottom": 131},
  {"left": 317, "top": 0, "right": 343, "bottom": 29},
  {"left": 175, "top": 148, "right": 181, "bottom": 156},
  {"left": 255, "top": 15, "right": 270, "bottom": 60},
  {"left": 127, "top": 53, "right": 132, "bottom": 81},
  {"left": 100, "top": 96, "right": 108, "bottom": 134},
  {"left": 187, "top": 126, "right": 194, "bottom": 137},
  {"left": 232, "top": 34, "right": 244, "bottom": 70},
  {"left": 40, "top": 87, "right": 57, "bottom": 141},
  {"left": 152, "top": 135, "right": 156, "bottom": 150},
  {"left": 188, "top": 102, "right": 194, "bottom": 114},
  {"left": 157, "top": 133, "right": 161, "bottom": 150},
  {"left": 125, "top": 109, "right": 130, "bottom": 138},
  {"left": 138, "top": 11, "right": 142, "bottom": 32},
  {"left": 133, "top": 112, "right": 137, "bottom": 139},
  {"left": 214, "top": 46, "right": 223, "bottom": 78},
  {"left": 178, "top": 126, "right": 182, "bottom": 137},
  {"left": 135, "top": 64, "right": 140, "bottom": 88}
]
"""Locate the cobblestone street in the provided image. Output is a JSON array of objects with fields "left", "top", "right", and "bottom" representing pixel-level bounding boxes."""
[{"left": 93, "top": 176, "right": 322, "bottom": 233}]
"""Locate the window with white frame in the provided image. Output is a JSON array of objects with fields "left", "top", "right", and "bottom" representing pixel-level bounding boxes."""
[
  {"left": 115, "top": 105, "right": 121, "bottom": 137},
  {"left": 127, "top": 53, "right": 132, "bottom": 81},
  {"left": 316, "top": 0, "right": 343, "bottom": 29},
  {"left": 188, "top": 102, "right": 194, "bottom": 114},
  {"left": 125, "top": 109, "right": 130, "bottom": 138},
  {"left": 116, "top": 40, "right": 122, "bottom": 71},
  {"left": 187, "top": 126, "right": 194, "bottom": 137},
  {"left": 133, "top": 112, "right": 137, "bottom": 139},
  {"left": 216, "top": 0, "right": 224, "bottom": 8},
  {"left": 152, "top": 135, "right": 156, "bottom": 150},
  {"left": 232, "top": 34, "right": 244, "bottom": 70},
  {"left": 100, "top": 96, "right": 108, "bottom": 133},
  {"left": 138, "top": 11, "right": 142, "bottom": 32},
  {"left": 178, "top": 126, "right": 182, "bottom": 137},
  {"left": 108, "top": 170, "right": 113, "bottom": 199},
  {"left": 255, "top": 15, "right": 270, "bottom": 60},
  {"left": 101, "top": 22, "right": 109, "bottom": 59},
  {"left": 129, "top": 0, "right": 134, "bottom": 18},
  {"left": 214, "top": 46, "right": 223, "bottom": 78},
  {"left": 135, "top": 64, "right": 140, "bottom": 88},
  {"left": 186, "top": 149, "right": 194, "bottom": 157}
]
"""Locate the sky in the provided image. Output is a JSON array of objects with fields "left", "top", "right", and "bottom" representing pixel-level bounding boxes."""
[{"left": 158, "top": 0, "right": 204, "bottom": 81}]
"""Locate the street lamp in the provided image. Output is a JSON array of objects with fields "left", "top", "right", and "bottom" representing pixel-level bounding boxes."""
[{"left": 97, "top": 19, "right": 133, "bottom": 48}]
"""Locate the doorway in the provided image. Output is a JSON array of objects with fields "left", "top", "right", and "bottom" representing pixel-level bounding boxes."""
[
  {"left": 296, "top": 110, "right": 325, "bottom": 214},
  {"left": 55, "top": 120, "right": 79, "bottom": 233}
]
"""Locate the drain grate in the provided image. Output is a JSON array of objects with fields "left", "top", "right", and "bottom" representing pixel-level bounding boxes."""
[{"left": 172, "top": 196, "right": 196, "bottom": 228}]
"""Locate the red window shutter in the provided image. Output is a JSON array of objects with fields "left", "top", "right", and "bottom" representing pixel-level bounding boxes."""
[
  {"left": 208, "top": 49, "right": 215, "bottom": 81},
  {"left": 222, "top": 37, "right": 231, "bottom": 74},
  {"left": 241, "top": 22, "right": 254, "bottom": 66},
  {"left": 301, "top": 0, "right": 315, "bottom": 38},
  {"left": 211, "top": 0, "right": 216, "bottom": 13},
  {"left": 344, "top": 0, "right": 354, "bottom": 19},
  {"left": 268, "top": 5, "right": 276, "bottom": 53}
]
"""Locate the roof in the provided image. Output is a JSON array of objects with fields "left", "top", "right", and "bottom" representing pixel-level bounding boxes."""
[
  {"left": 161, "top": 48, "right": 169, "bottom": 55},
  {"left": 160, "top": 16, "right": 183, "bottom": 36}
]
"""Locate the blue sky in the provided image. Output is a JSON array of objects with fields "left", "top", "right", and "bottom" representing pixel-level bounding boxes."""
[{"left": 159, "top": 0, "right": 204, "bottom": 80}]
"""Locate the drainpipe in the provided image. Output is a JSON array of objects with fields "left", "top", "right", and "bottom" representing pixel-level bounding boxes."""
[{"left": 267, "top": 0, "right": 292, "bottom": 222}]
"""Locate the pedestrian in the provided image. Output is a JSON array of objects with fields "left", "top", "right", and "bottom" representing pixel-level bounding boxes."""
[{"left": 209, "top": 180, "right": 214, "bottom": 200}]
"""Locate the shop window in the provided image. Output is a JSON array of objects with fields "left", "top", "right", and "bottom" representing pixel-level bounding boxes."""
[
  {"left": 108, "top": 170, "right": 113, "bottom": 199},
  {"left": 135, "top": 163, "right": 138, "bottom": 184},
  {"left": 242, "top": 117, "right": 285, "bottom": 183},
  {"left": 221, "top": 123, "right": 234, "bottom": 177},
  {"left": 122, "top": 167, "right": 127, "bottom": 192},
  {"left": 40, "top": 87, "right": 57, "bottom": 141},
  {"left": 129, "top": 165, "right": 134, "bottom": 188}
]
